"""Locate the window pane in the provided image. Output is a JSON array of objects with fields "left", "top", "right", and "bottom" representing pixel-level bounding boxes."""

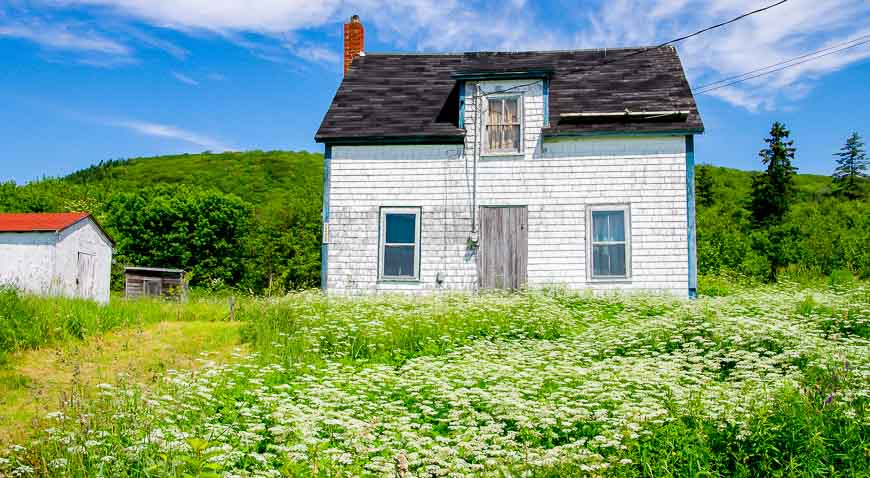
[
  {"left": 500, "top": 125, "right": 510, "bottom": 149},
  {"left": 385, "top": 213, "right": 416, "bottom": 244},
  {"left": 509, "top": 125, "right": 520, "bottom": 150},
  {"left": 592, "top": 211, "right": 625, "bottom": 242},
  {"left": 384, "top": 245, "right": 415, "bottom": 277},
  {"left": 488, "top": 99, "right": 503, "bottom": 124},
  {"left": 593, "top": 244, "right": 626, "bottom": 277},
  {"left": 608, "top": 212, "right": 625, "bottom": 241},
  {"left": 487, "top": 125, "right": 520, "bottom": 151},
  {"left": 504, "top": 98, "right": 518, "bottom": 124}
]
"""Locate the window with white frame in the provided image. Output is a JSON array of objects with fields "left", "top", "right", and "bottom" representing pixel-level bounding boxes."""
[
  {"left": 379, "top": 207, "right": 421, "bottom": 281},
  {"left": 587, "top": 205, "right": 631, "bottom": 279},
  {"left": 484, "top": 96, "right": 522, "bottom": 153}
]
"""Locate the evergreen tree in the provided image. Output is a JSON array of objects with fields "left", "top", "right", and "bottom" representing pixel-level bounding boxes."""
[
  {"left": 750, "top": 121, "right": 797, "bottom": 226},
  {"left": 696, "top": 165, "right": 715, "bottom": 208},
  {"left": 832, "top": 132, "right": 867, "bottom": 200}
]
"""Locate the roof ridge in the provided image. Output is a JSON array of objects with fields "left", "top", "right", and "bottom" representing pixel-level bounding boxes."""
[{"left": 362, "top": 46, "right": 667, "bottom": 57}]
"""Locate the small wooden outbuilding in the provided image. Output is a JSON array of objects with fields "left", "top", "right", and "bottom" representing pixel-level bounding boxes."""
[{"left": 124, "top": 267, "right": 186, "bottom": 300}]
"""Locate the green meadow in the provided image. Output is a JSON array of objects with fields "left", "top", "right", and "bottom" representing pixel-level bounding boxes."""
[{"left": 0, "top": 276, "right": 868, "bottom": 477}]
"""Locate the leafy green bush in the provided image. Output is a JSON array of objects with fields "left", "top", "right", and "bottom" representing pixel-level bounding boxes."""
[{"left": 105, "top": 184, "right": 252, "bottom": 288}]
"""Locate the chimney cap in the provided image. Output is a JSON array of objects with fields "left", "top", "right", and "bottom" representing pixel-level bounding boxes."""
[{"left": 350, "top": 14, "right": 360, "bottom": 23}]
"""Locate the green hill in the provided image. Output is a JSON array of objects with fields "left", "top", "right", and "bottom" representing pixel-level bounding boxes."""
[
  {"left": 64, "top": 150, "right": 323, "bottom": 208},
  {"left": 702, "top": 165, "right": 837, "bottom": 206},
  {"left": 2, "top": 150, "right": 323, "bottom": 213}
]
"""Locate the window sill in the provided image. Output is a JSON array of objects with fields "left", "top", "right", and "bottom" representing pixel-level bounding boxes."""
[
  {"left": 587, "top": 277, "right": 632, "bottom": 284},
  {"left": 481, "top": 153, "right": 525, "bottom": 160},
  {"left": 377, "top": 279, "right": 422, "bottom": 284}
]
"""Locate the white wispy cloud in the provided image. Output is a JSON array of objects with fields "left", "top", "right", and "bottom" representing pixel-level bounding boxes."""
[
  {"left": 124, "top": 26, "right": 189, "bottom": 59},
  {"left": 579, "top": 0, "right": 870, "bottom": 111},
  {"left": 112, "top": 119, "right": 231, "bottom": 151},
  {"left": 58, "top": 0, "right": 338, "bottom": 33},
  {"left": 287, "top": 42, "right": 341, "bottom": 65},
  {"left": 13, "top": 0, "right": 870, "bottom": 109},
  {"left": 172, "top": 71, "right": 198, "bottom": 85},
  {"left": 0, "top": 19, "right": 130, "bottom": 55},
  {"left": 40, "top": 0, "right": 558, "bottom": 64}
]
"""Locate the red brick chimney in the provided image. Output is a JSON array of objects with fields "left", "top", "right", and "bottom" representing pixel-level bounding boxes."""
[{"left": 343, "top": 15, "right": 364, "bottom": 75}]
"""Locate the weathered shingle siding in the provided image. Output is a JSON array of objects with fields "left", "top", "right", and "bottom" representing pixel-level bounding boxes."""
[{"left": 326, "top": 79, "right": 689, "bottom": 295}]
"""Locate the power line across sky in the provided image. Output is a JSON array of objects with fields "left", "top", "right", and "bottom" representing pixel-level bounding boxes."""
[{"left": 694, "top": 35, "right": 870, "bottom": 95}]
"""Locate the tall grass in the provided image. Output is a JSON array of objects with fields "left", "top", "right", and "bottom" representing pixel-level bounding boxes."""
[
  {"left": 238, "top": 291, "right": 631, "bottom": 366},
  {"left": 1, "top": 282, "right": 868, "bottom": 477},
  {"left": 0, "top": 288, "right": 233, "bottom": 363}
]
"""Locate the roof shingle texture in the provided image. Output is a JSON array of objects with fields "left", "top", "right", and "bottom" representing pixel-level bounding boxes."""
[
  {"left": 315, "top": 47, "right": 703, "bottom": 143},
  {"left": 0, "top": 212, "right": 91, "bottom": 233}
]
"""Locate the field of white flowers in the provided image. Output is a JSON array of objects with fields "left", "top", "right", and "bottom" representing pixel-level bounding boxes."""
[{"left": 2, "top": 281, "right": 869, "bottom": 477}]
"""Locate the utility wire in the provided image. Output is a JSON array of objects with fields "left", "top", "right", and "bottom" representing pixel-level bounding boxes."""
[
  {"left": 472, "top": 1, "right": 791, "bottom": 96},
  {"left": 696, "top": 37, "right": 870, "bottom": 94},
  {"left": 695, "top": 33, "right": 870, "bottom": 90},
  {"left": 598, "top": 0, "right": 789, "bottom": 66}
]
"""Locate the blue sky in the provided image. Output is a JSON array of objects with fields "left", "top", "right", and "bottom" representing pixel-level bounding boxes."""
[{"left": 1, "top": 0, "right": 868, "bottom": 183}]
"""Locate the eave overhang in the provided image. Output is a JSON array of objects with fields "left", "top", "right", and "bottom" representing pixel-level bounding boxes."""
[
  {"left": 450, "top": 68, "right": 553, "bottom": 81},
  {"left": 316, "top": 134, "right": 465, "bottom": 145},
  {"left": 542, "top": 127, "right": 704, "bottom": 139}
]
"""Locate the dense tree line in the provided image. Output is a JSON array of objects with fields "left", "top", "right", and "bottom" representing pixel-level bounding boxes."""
[
  {"left": 1, "top": 134, "right": 867, "bottom": 293},
  {"left": 698, "top": 126, "right": 869, "bottom": 280}
]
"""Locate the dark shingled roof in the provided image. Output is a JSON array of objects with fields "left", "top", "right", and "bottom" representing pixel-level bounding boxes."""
[{"left": 315, "top": 47, "right": 703, "bottom": 143}]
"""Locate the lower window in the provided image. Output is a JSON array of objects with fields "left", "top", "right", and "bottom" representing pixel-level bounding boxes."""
[
  {"left": 379, "top": 207, "right": 421, "bottom": 280},
  {"left": 588, "top": 205, "right": 631, "bottom": 279}
]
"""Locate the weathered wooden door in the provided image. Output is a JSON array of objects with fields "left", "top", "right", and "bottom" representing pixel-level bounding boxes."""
[
  {"left": 144, "top": 278, "right": 162, "bottom": 297},
  {"left": 76, "top": 252, "right": 95, "bottom": 299},
  {"left": 478, "top": 206, "right": 528, "bottom": 289}
]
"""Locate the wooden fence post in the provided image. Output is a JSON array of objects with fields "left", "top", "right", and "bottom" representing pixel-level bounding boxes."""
[{"left": 229, "top": 296, "right": 235, "bottom": 321}]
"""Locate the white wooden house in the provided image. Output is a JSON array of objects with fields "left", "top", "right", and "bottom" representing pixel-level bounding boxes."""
[
  {"left": 0, "top": 212, "right": 114, "bottom": 303},
  {"left": 315, "top": 16, "right": 704, "bottom": 296}
]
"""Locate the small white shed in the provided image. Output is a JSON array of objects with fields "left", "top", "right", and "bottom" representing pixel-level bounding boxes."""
[{"left": 0, "top": 212, "right": 114, "bottom": 303}]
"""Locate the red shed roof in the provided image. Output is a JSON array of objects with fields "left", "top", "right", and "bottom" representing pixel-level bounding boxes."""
[
  {"left": 0, "top": 212, "right": 115, "bottom": 246},
  {"left": 0, "top": 212, "right": 91, "bottom": 233}
]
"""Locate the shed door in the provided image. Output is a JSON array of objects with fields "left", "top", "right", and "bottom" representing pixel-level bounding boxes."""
[
  {"left": 478, "top": 206, "right": 528, "bottom": 289},
  {"left": 143, "top": 278, "right": 162, "bottom": 297},
  {"left": 76, "top": 252, "right": 96, "bottom": 299}
]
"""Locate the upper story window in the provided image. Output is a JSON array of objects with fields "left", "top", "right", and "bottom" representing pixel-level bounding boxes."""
[
  {"left": 587, "top": 205, "right": 631, "bottom": 280},
  {"left": 485, "top": 96, "right": 522, "bottom": 154}
]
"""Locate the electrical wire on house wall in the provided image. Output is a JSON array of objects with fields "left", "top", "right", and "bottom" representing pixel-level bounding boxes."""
[{"left": 464, "top": 80, "right": 541, "bottom": 237}]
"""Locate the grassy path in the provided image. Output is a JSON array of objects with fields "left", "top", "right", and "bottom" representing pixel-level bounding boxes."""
[{"left": 0, "top": 320, "right": 243, "bottom": 443}]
